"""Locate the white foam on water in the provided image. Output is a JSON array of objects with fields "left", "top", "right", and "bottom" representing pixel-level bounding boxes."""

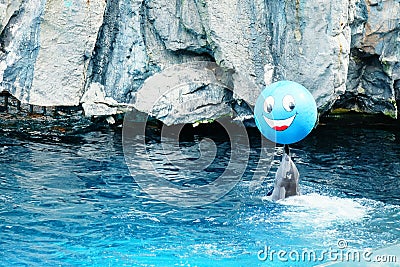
[{"left": 263, "top": 193, "right": 368, "bottom": 225}]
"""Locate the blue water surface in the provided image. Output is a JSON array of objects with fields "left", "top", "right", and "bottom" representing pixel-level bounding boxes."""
[{"left": 0, "top": 123, "right": 399, "bottom": 266}]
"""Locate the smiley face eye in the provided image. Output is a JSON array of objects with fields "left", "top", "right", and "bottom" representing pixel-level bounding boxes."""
[
  {"left": 283, "top": 95, "right": 295, "bottom": 112},
  {"left": 264, "top": 96, "right": 274, "bottom": 114}
]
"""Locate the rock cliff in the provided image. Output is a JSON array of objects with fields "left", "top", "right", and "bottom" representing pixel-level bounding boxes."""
[{"left": 0, "top": 0, "right": 399, "bottom": 124}]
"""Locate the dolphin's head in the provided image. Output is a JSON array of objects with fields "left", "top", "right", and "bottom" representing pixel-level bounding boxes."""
[
  {"left": 282, "top": 154, "right": 297, "bottom": 180},
  {"left": 271, "top": 153, "right": 300, "bottom": 201}
]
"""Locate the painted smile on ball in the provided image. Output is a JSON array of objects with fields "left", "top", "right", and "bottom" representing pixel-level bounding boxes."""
[{"left": 263, "top": 113, "right": 297, "bottom": 131}]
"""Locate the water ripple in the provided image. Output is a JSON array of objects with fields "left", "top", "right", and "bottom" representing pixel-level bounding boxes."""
[{"left": 0, "top": 126, "right": 400, "bottom": 266}]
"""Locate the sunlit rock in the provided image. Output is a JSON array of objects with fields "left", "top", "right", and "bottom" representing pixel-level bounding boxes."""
[{"left": 0, "top": 0, "right": 398, "bottom": 122}]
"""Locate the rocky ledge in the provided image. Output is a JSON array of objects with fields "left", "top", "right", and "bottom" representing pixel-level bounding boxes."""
[{"left": 0, "top": 0, "right": 399, "bottom": 125}]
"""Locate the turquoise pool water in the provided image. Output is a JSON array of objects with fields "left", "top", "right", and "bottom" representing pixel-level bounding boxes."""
[{"left": 0, "top": 123, "right": 399, "bottom": 266}]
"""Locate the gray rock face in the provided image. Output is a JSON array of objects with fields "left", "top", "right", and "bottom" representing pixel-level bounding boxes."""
[
  {"left": 132, "top": 61, "right": 258, "bottom": 125},
  {"left": 0, "top": 0, "right": 22, "bottom": 33},
  {"left": 0, "top": 0, "right": 399, "bottom": 123},
  {"left": 0, "top": 0, "right": 45, "bottom": 102},
  {"left": 0, "top": 0, "right": 105, "bottom": 106},
  {"left": 86, "top": 0, "right": 149, "bottom": 104},
  {"left": 266, "top": 0, "right": 354, "bottom": 111},
  {"left": 337, "top": 0, "right": 400, "bottom": 118},
  {"left": 30, "top": 0, "right": 105, "bottom": 106}
]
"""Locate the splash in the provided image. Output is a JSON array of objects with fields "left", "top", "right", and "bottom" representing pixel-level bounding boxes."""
[{"left": 263, "top": 193, "right": 368, "bottom": 225}]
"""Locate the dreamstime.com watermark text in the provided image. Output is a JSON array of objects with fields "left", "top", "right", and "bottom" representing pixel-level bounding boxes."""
[{"left": 257, "top": 239, "right": 397, "bottom": 264}]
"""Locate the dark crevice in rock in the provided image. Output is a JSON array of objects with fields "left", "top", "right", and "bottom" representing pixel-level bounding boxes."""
[
  {"left": 0, "top": 9, "right": 22, "bottom": 52},
  {"left": 88, "top": 0, "right": 121, "bottom": 86},
  {"left": 350, "top": 0, "right": 368, "bottom": 49},
  {"left": 395, "top": 80, "right": 400, "bottom": 118},
  {"left": 169, "top": 49, "right": 214, "bottom": 61},
  {"left": 264, "top": 1, "right": 283, "bottom": 79},
  {"left": 181, "top": 84, "right": 208, "bottom": 96},
  {"left": 142, "top": 0, "right": 212, "bottom": 59},
  {"left": 338, "top": 49, "right": 397, "bottom": 118}
]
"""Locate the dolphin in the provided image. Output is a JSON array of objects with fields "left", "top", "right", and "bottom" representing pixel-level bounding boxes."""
[{"left": 270, "top": 152, "right": 300, "bottom": 201}]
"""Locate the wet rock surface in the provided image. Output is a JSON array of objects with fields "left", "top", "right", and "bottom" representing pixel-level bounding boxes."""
[
  {"left": 337, "top": 0, "right": 400, "bottom": 118},
  {"left": 0, "top": 92, "right": 109, "bottom": 138}
]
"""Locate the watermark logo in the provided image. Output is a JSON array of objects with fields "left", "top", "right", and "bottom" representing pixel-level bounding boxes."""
[
  {"left": 122, "top": 61, "right": 275, "bottom": 207},
  {"left": 257, "top": 239, "right": 398, "bottom": 265}
]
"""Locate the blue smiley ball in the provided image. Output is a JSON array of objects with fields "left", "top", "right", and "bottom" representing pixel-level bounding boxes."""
[{"left": 254, "top": 80, "right": 317, "bottom": 144}]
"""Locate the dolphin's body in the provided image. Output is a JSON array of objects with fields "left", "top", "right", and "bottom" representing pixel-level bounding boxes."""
[{"left": 271, "top": 153, "right": 300, "bottom": 201}]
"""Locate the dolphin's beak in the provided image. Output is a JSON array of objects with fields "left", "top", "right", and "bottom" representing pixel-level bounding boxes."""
[{"left": 283, "top": 154, "right": 290, "bottom": 161}]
